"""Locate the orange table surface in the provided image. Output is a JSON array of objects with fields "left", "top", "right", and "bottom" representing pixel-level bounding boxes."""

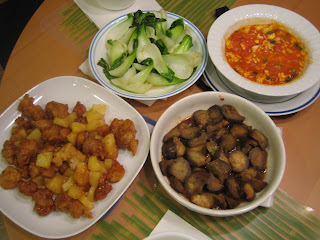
[{"left": 0, "top": 0, "right": 319, "bottom": 239}]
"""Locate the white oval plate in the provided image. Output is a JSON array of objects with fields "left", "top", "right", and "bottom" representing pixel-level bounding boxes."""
[
  {"left": 203, "top": 57, "right": 320, "bottom": 116},
  {"left": 89, "top": 11, "right": 207, "bottom": 100},
  {"left": 207, "top": 4, "right": 320, "bottom": 97},
  {"left": 0, "top": 76, "right": 150, "bottom": 239}
]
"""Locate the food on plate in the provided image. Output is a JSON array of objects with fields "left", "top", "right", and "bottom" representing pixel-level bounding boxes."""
[
  {"left": 0, "top": 94, "right": 138, "bottom": 218},
  {"left": 97, "top": 9, "right": 202, "bottom": 93},
  {"left": 225, "top": 22, "right": 307, "bottom": 85},
  {"left": 160, "top": 104, "right": 268, "bottom": 209}
]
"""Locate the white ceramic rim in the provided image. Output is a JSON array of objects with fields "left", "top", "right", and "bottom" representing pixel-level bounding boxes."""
[
  {"left": 89, "top": 11, "right": 208, "bottom": 100},
  {"left": 150, "top": 91, "right": 286, "bottom": 217},
  {"left": 207, "top": 4, "right": 320, "bottom": 97}
]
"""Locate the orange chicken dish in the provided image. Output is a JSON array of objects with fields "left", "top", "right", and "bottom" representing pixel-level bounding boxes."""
[
  {"left": 0, "top": 94, "right": 138, "bottom": 218},
  {"left": 225, "top": 22, "right": 307, "bottom": 85}
]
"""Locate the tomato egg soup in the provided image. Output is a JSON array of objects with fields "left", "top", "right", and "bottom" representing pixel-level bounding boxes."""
[{"left": 225, "top": 22, "right": 307, "bottom": 85}]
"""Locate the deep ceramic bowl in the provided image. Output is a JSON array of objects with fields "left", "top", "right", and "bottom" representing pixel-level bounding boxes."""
[
  {"left": 89, "top": 11, "right": 207, "bottom": 101},
  {"left": 207, "top": 4, "right": 320, "bottom": 97},
  {"left": 150, "top": 92, "right": 286, "bottom": 217}
]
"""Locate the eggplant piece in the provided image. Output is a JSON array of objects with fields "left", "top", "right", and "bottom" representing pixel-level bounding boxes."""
[
  {"left": 249, "top": 147, "right": 267, "bottom": 171},
  {"left": 213, "top": 193, "right": 227, "bottom": 209},
  {"left": 208, "top": 105, "right": 224, "bottom": 124},
  {"left": 173, "top": 137, "right": 186, "bottom": 157},
  {"left": 169, "top": 176, "right": 186, "bottom": 194},
  {"left": 214, "top": 127, "right": 228, "bottom": 140},
  {"left": 207, "top": 119, "right": 229, "bottom": 133},
  {"left": 221, "top": 104, "right": 245, "bottom": 123},
  {"left": 168, "top": 157, "right": 191, "bottom": 182},
  {"left": 225, "top": 196, "right": 240, "bottom": 209},
  {"left": 163, "top": 126, "right": 181, "bottom": 142},
  {"left": 220, "top": 133, "right": 237, "bottom": 152},
  {"left": 206, "top": 140, "right": 218, "bottom": 156},
  {"left": 250, "top": 129, "right": 269, "bottom": 150},
  {"left": 241, "top": 139, "right": 259, "bottom": 155},
  {"left": 243, "top": 182, "right": 256, "bottom": 201},
  {"left": 238, "top": 167, "right": 261, "bottom": 183},
  {"left": 207, "top": 159, "right": 231, "bottom": 182},
  {"left": 213, "top": 147, "right": 229, "bottom": 163},
  {"left": 252, "top": 179, "right": 267, "bottom": 192},
  {"left": 226, "top": 176, "right": 243, "bottom": 199},
  {"left": 184, "top": 171, "right": 209, "bottom": 196},
  {"left": 159, "top": 159, "right": 174, "bottom": 176},
  {"left": 187, "top": 132, "right": 209, "bottom": 148},
  {"left": 230, "top": 124, "right": 249, "bottom": 139},
  {"left": 179, "top": 123, "right": 201, "bottom": 139},
  {"left": 185, "top": 149, "right": 211, "bottom": 167},
  {"left": 192, "top": 110, "right": 210, "bottom": 129},
  {"left": 162, "top": 140, "right": 177, "bottom": 160},
  {"left": 207, "top": 173, "right": 224, "bottom": 192},
  {"left": 191, "top": 193, "right": 215, "bottom": 208},
  {"left": 228, "top": 150, "right": 249, "bottom": 172},
  {"left": 189, "top": 144, "right": 207, "bottom": 154}
]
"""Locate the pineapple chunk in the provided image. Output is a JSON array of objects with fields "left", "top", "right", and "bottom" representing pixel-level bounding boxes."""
[
  {"left": 66, "top": 112, "right": 77, "bottom": 126},
  {"left": 46, "top": 175, "right": 67, "bottom": 194},
  {"left": 26, "top": 128, "right": 41, "bottom": 142},
  {"left": 53, "top": 117, "right": 69, "bottom": 128},
  {"left": 74, "top": 162, "right": 89, "bottom": 187},
  {"left": 102, "top": 133, "right": 118, "bottom": 161},
  {"left": 32, "top": 176, "right": 45, "bottom": 188},
  {"left": 87, "top": 186, "right": 96, "bottom": 202},
  {"left": 92, "top": 104, "right": 107, "bottom": 115},
  {"left": 68, "top": 185, "right": 85, "bottom": 199},
  {"left": 88, "top": 156, "right": 101, "bottom": 172},
  {"left": 36, "top": 152, "right": 53, "bottom": 168},
  {"left": 71, "top": 122, "right": 87, "bottom": 133},
  {"left": 84, "top": 110, "right": 103, "bottom": 123},
  {"left": 62, "top": 176, "right": 75, "bottom": 192},
  {"left": 67, "top": 132, "right": 77, "bottom": 145},
  {"left": 104, "top": 159, "right": 113, "bottom": 171},
  {"left": 89, "top": 171, "right": 103, "bottom": 187},
  {"left": 79, "top": 195, "right": 94, "bottom": 210},
  {"left": 86, "top": 119, "right": 105, "bottom": 132}
]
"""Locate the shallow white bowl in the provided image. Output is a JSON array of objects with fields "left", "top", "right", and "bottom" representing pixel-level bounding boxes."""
[
  {"left": 89, "top": 11, "right": 207, "bottom": 101},
  {"left": 150, "top": 92, "right": 286, "bottom": 217},
  {"left": 207, "top": 4, "right": 320, "bottom": 97}
]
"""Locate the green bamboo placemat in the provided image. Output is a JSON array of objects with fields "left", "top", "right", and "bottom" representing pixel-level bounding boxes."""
[{"left": 91, "top": 178, "right": 320, "bottom": 240}]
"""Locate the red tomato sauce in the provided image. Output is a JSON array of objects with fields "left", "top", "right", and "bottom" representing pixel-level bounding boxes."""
[{"left": 225, "top": 22, "right": 307, "bottom": 85}]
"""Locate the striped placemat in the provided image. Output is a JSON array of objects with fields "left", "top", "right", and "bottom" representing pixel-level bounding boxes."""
[{"left": 90, "top": 178, "right": 320, "bottom": 240}]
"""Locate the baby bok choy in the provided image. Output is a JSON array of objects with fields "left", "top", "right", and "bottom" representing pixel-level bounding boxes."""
[{"left": 97, "top": 9, "right": 202, "bottom": 94}]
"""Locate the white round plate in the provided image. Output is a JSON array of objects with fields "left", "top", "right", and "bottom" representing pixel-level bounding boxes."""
[
  {"left": 207, "top": 4, "right": 320, "bottom": 97},
  {"left": 0, "top": 76, "right": 150, "bottom": 239},
  {"left": 203, "top": 57, "right": 320, "bottom": 116},
  {"left": 89, "top": 11, "right": 207, "bottom": 100}
]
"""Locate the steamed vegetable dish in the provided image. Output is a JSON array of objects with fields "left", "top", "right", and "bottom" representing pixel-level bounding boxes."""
[
  {"left": 0, "top": 94, "right": 138, "bottom": 218},
  {"left": 225, "top": 22, "right": 307, "bottom": 85},
  {"left": 160, "top": 104, "right": 268, "bottom": 209},
  {"left": 98, "top": 9, "right": 202, "bottom": 93}
]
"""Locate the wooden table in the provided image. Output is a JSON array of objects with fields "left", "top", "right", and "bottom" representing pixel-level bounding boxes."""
[{"left": 0, "top": 0, "right": 319, "bottom": 239}]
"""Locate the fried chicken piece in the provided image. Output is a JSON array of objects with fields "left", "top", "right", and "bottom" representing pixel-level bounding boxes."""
[
  {"left": 32, "top": 188, "right": 54, "bottom": 216},
  {"left": 96, "top": 124, "right": 110, "bottom": 137},
  {"left": 72, "top": 101, "right": 87, "bottom": 118},
  {"left": 15, "top": 139, "right": 39, "bottom": 167},
  {"left": 110, "top": 118, "right": 138, "bottom": 155},
  {"left": 31, "top": 119, "right": 53, "bottom": 131},
  {"left": 10, "top": 126, "right": 27, "bottom": 142},
  {"left": 40, "top": 164, "right": 59, "bottom": 178},
  {"left": 54, "top": 193, "right": 92, "bottom": 218},
  {"left": 0, "top": 166, "right": 21, "bottom": 189},
  {"left": 1, "top": 140, "right": 15, "bottom": 165},
  {"left": 82, "top": 136, "right": 106, "bottom": 158},
  {"left": 41, "top": 125, "right": 71, "bottom": 145},
  {"left": 45, "top": 101, "right": 69, "bottom": 119},
  {"left": 18, "top": 94, "right": 47, "bottom": 121},
  {"left": 17, "top": 179, "right": 38, "bottom": 196},
  {"left": 107, "top": 160, "right": 125, "bottom": 183},
  {"left": 28, "top": 161, "right": 41, "bottom": 179},
  {"left": 52, "top": 143, "right": 86, "bottom": 168},
  {"left": 94, "top": 173, "right": 113, "bottom": 201},
  {"left": 15, "top": 116, "right": 32, "bottom": 129}
]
